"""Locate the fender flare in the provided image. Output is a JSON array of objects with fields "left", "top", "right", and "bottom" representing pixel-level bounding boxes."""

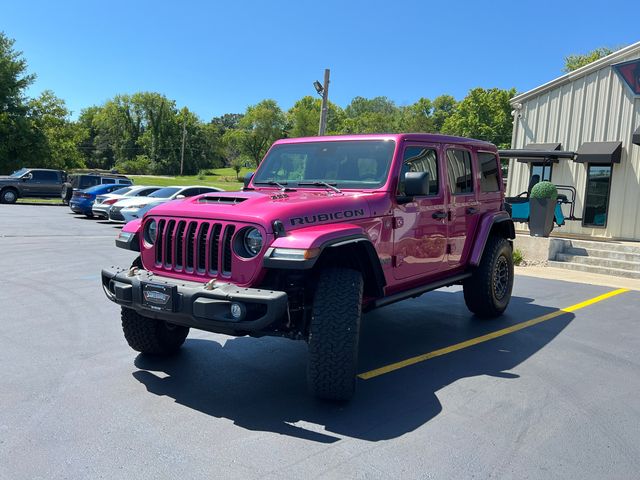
[
  {"left": 263, "top": 225, "right": 386, "bottom": 297},
  {"left": 469, "top": 211, "right": 515, "bottom": 267}
]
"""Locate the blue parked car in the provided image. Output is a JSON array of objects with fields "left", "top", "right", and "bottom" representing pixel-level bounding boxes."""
[{"left": 69, "top": 184, "right": 127, "bottom": 217}]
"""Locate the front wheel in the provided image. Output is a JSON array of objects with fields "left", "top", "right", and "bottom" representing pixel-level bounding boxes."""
[
  {"left": 1, "top": 189, "right": 18, "bottom": 204},
  {"left": 307, "top": 267, "right": 363, "bottom": 401},
  {"left": 121, "top": 307, "right": 189, "bottom": 355},
  {"left": 463, "top": 236, "right": 514, "bottom": 318}
]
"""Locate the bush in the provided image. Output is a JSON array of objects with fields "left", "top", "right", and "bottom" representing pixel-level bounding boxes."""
[
  {"left": 513, "top": 248, "right": 524, "bottom": 266},
  {"left": 114, "top": 155, "right": 153, "bottom": 175},
  {"left": 197, "top": 169, "right": 207, "bottom": 180},
  {"left": 530, "top": 181, "right": 557, "bottom": 200}
]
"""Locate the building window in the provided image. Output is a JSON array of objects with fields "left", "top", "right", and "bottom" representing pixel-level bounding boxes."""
[
  {"left": 530, "top": 163, "right": 552, "bottom": 183},
  {"left": 583, "top": 164, "right": 612, "bottom": 228},
  {"left": 478, "top": 152, "right": 500, "bottom": 192},
  {"left": 446, "top": 149, "right": 473, "bottom": 194}
]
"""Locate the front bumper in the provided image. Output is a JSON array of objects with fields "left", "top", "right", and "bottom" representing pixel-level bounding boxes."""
[
  {"left": 92, "top": 204, "right": 111, "bottom": 218},
  {"left": 101, "top": 266, "right": 288, "bottom": 336}
]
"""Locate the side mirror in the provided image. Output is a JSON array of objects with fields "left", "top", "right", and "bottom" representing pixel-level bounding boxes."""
[
  {"left": 404, "top": 171, "right": 430, "bottom": 197},
  {"left": 23, "top": 173, "right": 33, "bottom": 181},
  {"left": 243, "top": 172, "right": 254, "bottom": 188},
  {"left": 175, "top": 194, "right": 186, "bottom": 199}
]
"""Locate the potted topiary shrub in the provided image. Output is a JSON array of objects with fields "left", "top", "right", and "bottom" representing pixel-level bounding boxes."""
[{"left": 529, "top": 181, "right": 557, "bottom": 237}]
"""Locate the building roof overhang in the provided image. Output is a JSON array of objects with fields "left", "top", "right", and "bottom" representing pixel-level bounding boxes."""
[{"left": 575, "top": 141, "right": 622, "bottom": 164}]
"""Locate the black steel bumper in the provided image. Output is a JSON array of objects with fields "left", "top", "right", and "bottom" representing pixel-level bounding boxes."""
[{"left": 101, "top": 266, "right": 288, "bottom": 336}]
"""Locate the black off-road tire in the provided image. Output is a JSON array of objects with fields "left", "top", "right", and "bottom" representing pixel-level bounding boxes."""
[
  {"left": 61, "top": 183, "right": 72, "bottom": 204},
  {"left": 463, "top": 235, "right": 514, "bottom": 318},
  {"left": 1, "top": 188, "right": 18, "bottom": 204},
  {"left": 307, "top": 267, "right": 363, "bottom": 401},
  {"left": 121, "top": 307, "right": 189, "bottom": 355}
]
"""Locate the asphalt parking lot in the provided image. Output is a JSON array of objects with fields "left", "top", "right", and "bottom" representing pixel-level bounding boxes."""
[{"left": 1, "top": 204, "right": 639, "bottom": 480}]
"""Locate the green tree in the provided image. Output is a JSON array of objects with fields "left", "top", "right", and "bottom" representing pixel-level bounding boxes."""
[
  {"left": 28, "top": 90, "right": 86, "bottom": 170},
  {"left": 441, "top": 88, "right": 516, "bottom": 148},
  {"left": 342, "top": 96, "right": 400, "bottom": 133},
  {"left": 432, "top": 95, "right": 457, "bottom": 132},
  {"left": 287, "top": 95, "right": 345, "bottom": 137},
  {"left": 0, "top": 32, "right": 43, "bottom": 173},
  {"left": 238, "top": 99, "right": 286, "bottom": 166},
  {"left": 398, "top": 97, "right": 435, "bottom": 133},
  {"left": 563, "top": 47, "right": 618, "bottom": 72}
]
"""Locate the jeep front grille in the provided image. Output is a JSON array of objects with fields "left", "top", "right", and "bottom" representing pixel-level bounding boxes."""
[{"left": 149, "top": 218, "right": 238, "bottom": 278}]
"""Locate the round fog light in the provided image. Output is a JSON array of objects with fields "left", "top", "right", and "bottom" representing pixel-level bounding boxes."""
[{"left": 230, "top": 302, "right": 245, "bottom": 321}]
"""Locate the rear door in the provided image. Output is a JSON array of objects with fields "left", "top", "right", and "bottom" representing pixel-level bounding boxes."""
[
  {"left": 392, "top": 143, "right": 448, "bottom": 280},
  {"left": 445, "top": 147, "right": 480, "bottom": 267}
]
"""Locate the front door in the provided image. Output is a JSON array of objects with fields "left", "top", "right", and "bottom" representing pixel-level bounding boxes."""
[
  {"left": 393, "top": 144, "right": 448, "bottom": 280},
  {"left": 445, "top": 147, "right": 480, "bottom": 267}
]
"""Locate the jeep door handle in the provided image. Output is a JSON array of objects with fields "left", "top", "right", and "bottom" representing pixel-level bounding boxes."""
[
  {"left": 466, "top": 207, "right": 478, "bottom": 215},
  {"left": 432, "top": 211, "right": 447, "bottom": 220}
]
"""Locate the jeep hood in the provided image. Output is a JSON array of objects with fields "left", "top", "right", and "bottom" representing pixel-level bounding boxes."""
[{"left": 145, "top": 189, "right": 383, "bottom": 231}]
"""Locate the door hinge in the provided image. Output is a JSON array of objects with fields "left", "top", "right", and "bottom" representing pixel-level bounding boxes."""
[
  {"left": 446, "top": 244, "right": 452, "bottom": 254},
  {"left": 392, "top": 217, "right": 404, "bottom": 229}
]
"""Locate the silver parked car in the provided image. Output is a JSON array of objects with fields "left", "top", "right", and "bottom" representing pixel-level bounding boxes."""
[{"left": 92, "top": 186, "right": 161, "bottom": 219}]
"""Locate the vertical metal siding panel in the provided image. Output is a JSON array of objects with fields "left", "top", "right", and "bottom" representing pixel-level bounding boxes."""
[
  {"left": 633, "top": 99, "right": 640, "bottom": 240},
  {"left": 603, "top": 72, "right": 627, "bottom": 238}
]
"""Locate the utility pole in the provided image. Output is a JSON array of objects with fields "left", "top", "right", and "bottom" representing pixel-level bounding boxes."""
[
  {"left": 180, "top": 117, "right": 187, "bottom": 176},
  {"left": 317, "top": 68, "right": 330, "bottom": 136}
]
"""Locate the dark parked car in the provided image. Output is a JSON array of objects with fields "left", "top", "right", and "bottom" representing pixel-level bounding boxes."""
[
  {"left": 0, "top": 168, "right": 66, "bottom": 204},
  {"left": 61, "top": 172, "right": 132, "bottom": 204}
]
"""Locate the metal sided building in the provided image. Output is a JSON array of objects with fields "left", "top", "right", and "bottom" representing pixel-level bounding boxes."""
[{"left": 506, "top": 41, "right": 640, "bottom": 241}]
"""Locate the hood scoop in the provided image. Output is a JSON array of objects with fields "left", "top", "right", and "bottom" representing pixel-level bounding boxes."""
[{"left": 198, "top": 195, "right": 248, "bottom": 205}]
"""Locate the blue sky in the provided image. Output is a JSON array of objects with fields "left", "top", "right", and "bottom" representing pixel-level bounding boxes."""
[{"left": 1, "top": 0, "right": 637, "bottom": 120}]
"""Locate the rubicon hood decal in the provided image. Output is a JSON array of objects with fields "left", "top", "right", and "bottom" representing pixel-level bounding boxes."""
[{"left": 290, "top": 208, "right": 366, "bottom": 226}]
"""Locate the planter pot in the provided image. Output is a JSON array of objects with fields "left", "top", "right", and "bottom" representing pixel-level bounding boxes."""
[{"left": 529, "top": 198, "right": 555, "bottom": 237}]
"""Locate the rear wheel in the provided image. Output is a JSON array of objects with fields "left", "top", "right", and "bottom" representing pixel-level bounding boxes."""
[
  {"left": 1, "top": 188, "right": 18, "bottom": 204},
  {"left": 463, "top": 236, "right": 514, "bottom": 318},
  {"left": 307, "top": 267, "right": 363, "bottom": 401},
  {"left": 121, "top": 307, "right": 189, "bottom": 355}
]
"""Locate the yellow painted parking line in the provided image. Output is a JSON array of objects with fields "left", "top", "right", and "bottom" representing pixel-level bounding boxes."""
[{"left": 358, "top": 288, "right": 629, "bottom": 380}]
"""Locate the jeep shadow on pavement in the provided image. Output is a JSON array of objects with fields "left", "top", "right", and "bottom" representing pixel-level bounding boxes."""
[
  {"left": 131, "top": 290, "right": 574, "bottom": 442},
  {"left": 102, "top": 133, "right": 518, "bottom": 401}
]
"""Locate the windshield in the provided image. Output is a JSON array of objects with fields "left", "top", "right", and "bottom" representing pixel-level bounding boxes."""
[
  {"left": 111, "top": 187, "right": 132, "bottom": 195},
  {"left": 10, "top": 168, "right": 29, "bottom": 178},
  {"left": 148, "top": 187, "right": 181, "bottom": 198},
  {"left": 253, "top": 140, "right": 396, "bottom": 189}
]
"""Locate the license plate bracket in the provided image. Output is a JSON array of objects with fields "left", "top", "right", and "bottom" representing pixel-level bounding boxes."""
[{"left": 141, "top": 283, "right": 176, "bottom": 312}]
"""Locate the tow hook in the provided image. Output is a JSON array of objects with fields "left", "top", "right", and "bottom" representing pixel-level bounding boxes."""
[{"left": 127, "top": 266, "right": 139, "bottom": 277}]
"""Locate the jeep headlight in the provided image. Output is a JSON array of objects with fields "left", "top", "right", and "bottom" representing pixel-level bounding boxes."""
[
  {"left": 144, "top": 219, "right": 157, "bottom": 245},
  {"left": 243, "top": 228, "right": 263, "bottom": 256}
]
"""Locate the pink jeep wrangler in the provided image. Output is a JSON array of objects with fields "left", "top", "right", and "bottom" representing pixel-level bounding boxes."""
[{"left": 102, "top": 134, "right": 515, "bottom": 400}]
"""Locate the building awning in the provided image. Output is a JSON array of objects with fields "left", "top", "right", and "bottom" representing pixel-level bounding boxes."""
[
  {"left": 499, "top": 143, "right": 573, "bottom": 163},
  {"left": 575, "top": 141, "right": 622, "bottom": 164},
  {"left": 633, "top": 126, "right": 640, "bottom": 146}
]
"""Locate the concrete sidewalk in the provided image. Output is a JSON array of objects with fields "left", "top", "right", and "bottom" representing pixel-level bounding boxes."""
[{"left": 515, "top": 265, "right": 640, "bottom": 291}]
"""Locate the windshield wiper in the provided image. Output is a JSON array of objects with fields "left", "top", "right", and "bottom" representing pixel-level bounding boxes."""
[
  {"left": 253, "top": 181, "right": 295, "bottom": 192},
  {"left": 297, "top": 181, "right": 342, "bottom": 193}
]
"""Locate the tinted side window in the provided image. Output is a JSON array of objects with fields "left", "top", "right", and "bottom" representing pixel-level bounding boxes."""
[
  {"left": 119, "top": 179, "right": 132, "bottom": 185},
  {"left": 397, "top": 147, "right": 439, "bottom": 196},
  {"left": 102, "top": 178, "right": 115, "bottom": 184},
  {"left": 180, "top": 188, "right": 200, "bottom": 197},
  {"left": 31, "top": 171, "right": 58, "bottom": 181},
  {"left": 446, "top": 149, "right": 473, "bottom": 194},
  {"left": 79, "top": 176, "right": 100, "bottom": 189},
  {"left": 478, "top": 152, "right": 500, "bottom": 192}
]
